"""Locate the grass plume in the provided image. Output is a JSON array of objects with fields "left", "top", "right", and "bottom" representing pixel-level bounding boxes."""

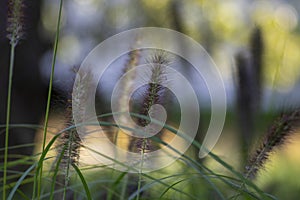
[
  {"left": 53, "top": 68, "right": 90, "bottom": 199},
  {"left": 131, "top": 52, "right": 169, "bottom": 153},
  {"left": 245, "top": 109, "right": 300, "bottom": 179},
  {"left": 3, "top": 0, "right": 25, "bottom": 198},
  {"left": 7, "top": 0, "right": 24, "bottom": 46},
  {"left": 127, "top": 51, "right": 170, "bottom": 200},
  {"left": 72, "top": 69, "right": 94, "bottom": 124},
  {"left": 55, "top": 98, "right": 81, "bottom": 199}
]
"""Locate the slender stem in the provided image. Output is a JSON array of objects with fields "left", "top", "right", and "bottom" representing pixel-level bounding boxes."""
[
  {"left": 36, "top": 0, "right": 64, "bottom": 198},
  {"left": 49, "top": 145, "right": 66, "bottom": 200},
  {"left": 63, "top": 132, "right": 74, "bottom": 200},
  {"left": 136, "top": 141, "right": 146, "bottom": 200},
  {"left": 3, "top": 41, "right": 16, "bottom": 200},
  {"left": 120, "top": 174, "right": 128, "bottom": 200}
]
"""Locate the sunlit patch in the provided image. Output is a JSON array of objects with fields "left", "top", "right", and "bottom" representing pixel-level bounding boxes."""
[
  {"left": 58, "top": 35, "right": 81, "bottom": 65},
  {"left": 251, "top": 1, "right": 298, "bottom": 32},
  {"left": 274, "top": 4, "right": 298, "bottom": 32},
  {"left": 266, "top": 34, "right": 300, "bottom": 91},
  {"left": 74, "top": 0, "right": 98, "bottom": 6},
  {"left": 113, "top": 127, "right": 177, "bottom": 152},
  {"left": 250, "top": 1, "right": 300, "bottom": 90},
  {"left": 141, "top": 0, "right": 170, "bottom": 10},
  {"left": 34, "top": 114, "right": 70, "bottom": 169},
  {"left": 251, "top": 0, "right": 274, "bottom": 25},
  {"left": 41, "top": 1, "right": 66, "bottom": 34},
  {"left": 114, "top": 129, "right": 131, "bottom": 151},
  {"left": 210, "top": 1, "right": 247, "bottom": 41},
  {"left": 107, "top": 6, "right": 130, "bottom": 29},
  {"left": 73, "top": 0, "right": 100, "bottom": 16}
]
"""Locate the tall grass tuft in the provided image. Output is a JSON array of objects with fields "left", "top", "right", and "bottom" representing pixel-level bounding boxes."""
[
  {"left": 245, "top": 109, "right": 300, "bottom": 179},
  {"left": 133, "top": 51, "right": 170, "bottom": 200},
  {"left": 54, "top": 98, "right": 81, "bottom": 199},
  {"left": 3, "top": 0, "right": 24, "bottom": 198},
  {"left": 130, "top": 52, "right": 169, "bottom": 153}
]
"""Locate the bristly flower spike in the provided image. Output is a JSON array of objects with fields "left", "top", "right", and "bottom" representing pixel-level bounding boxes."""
[
  {"left": 132, "top": 51, "right": 170, "bottom": 153},
  {"left": 7, "top": 0, "right": 24, "bottom": 46},
  {"left": 245, "top": 109, "right": 300, "bottom": 179}
]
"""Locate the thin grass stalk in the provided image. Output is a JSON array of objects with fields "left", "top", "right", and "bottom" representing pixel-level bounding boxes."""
[
  {"left": 3, "top": 0, "right": 25, "bottom": 197},
  {"left": 3, "top": 42, "right": 16, "bottom": 200},
  {"left": 60, "top": 128, "right": 80, "bottom": 200},
  {"left": 136, "top": 146, "right": 146, "bottom": 200},
  {"left": 63, "top": 133, "right": 73, "bottom": 200},
  {"left": 50, "top": 145, "right": 67, "bottom": 200},
  {"left": 133, "top": 52, "right": 169, "bottom": 199},
  {"left": 120, "top": 174, "right": 128, "bottom": 200},
  {"left": 36, "top": 0, "right": 63, "bottom": 198}
]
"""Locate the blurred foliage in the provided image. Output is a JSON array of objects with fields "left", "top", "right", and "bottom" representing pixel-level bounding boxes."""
[{"left": 40, "top": 0, "right": 300, "bottom": 91}]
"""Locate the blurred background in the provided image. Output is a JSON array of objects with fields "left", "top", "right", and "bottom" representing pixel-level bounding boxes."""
[
  {"left": 1, "top": 0, "right": 300, "bottom": 199},
  {"left": 37, "top": 0, "right": 300, "bottom": 109}
]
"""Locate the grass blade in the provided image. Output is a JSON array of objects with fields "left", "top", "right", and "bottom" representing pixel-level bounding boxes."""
[
  {"left": 7, "top": 162, "right": 36, "bottom": 200},
  {"left": 71, "top": 163, "right": 92, "bottom": 200}
]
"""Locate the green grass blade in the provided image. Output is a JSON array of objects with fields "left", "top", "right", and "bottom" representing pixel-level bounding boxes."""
[
  {"left": 3, "top": 39, "right": 16, "bottom": 200},
  {"left": 71, "top": 163, "right": 92, "bottom": 200},
  {"left": 37, "top": 0, "right": 64, "bottom": 198},
  {"left": 49, "top": 145, "right": 67, "bottom": 200},
  {"left": 7, "top": 162, "right": 37, "bottom": 200}
]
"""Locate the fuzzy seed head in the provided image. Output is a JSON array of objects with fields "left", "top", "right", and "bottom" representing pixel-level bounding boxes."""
[
  {"left": 7, "top": 0, "right": 24, "bottom": 45},
  {"left": 131, "top": 51, "right": 170, "bottom": 153},
  {"left": 245, "top": 109, "right": 300, "bottom": 179}
]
